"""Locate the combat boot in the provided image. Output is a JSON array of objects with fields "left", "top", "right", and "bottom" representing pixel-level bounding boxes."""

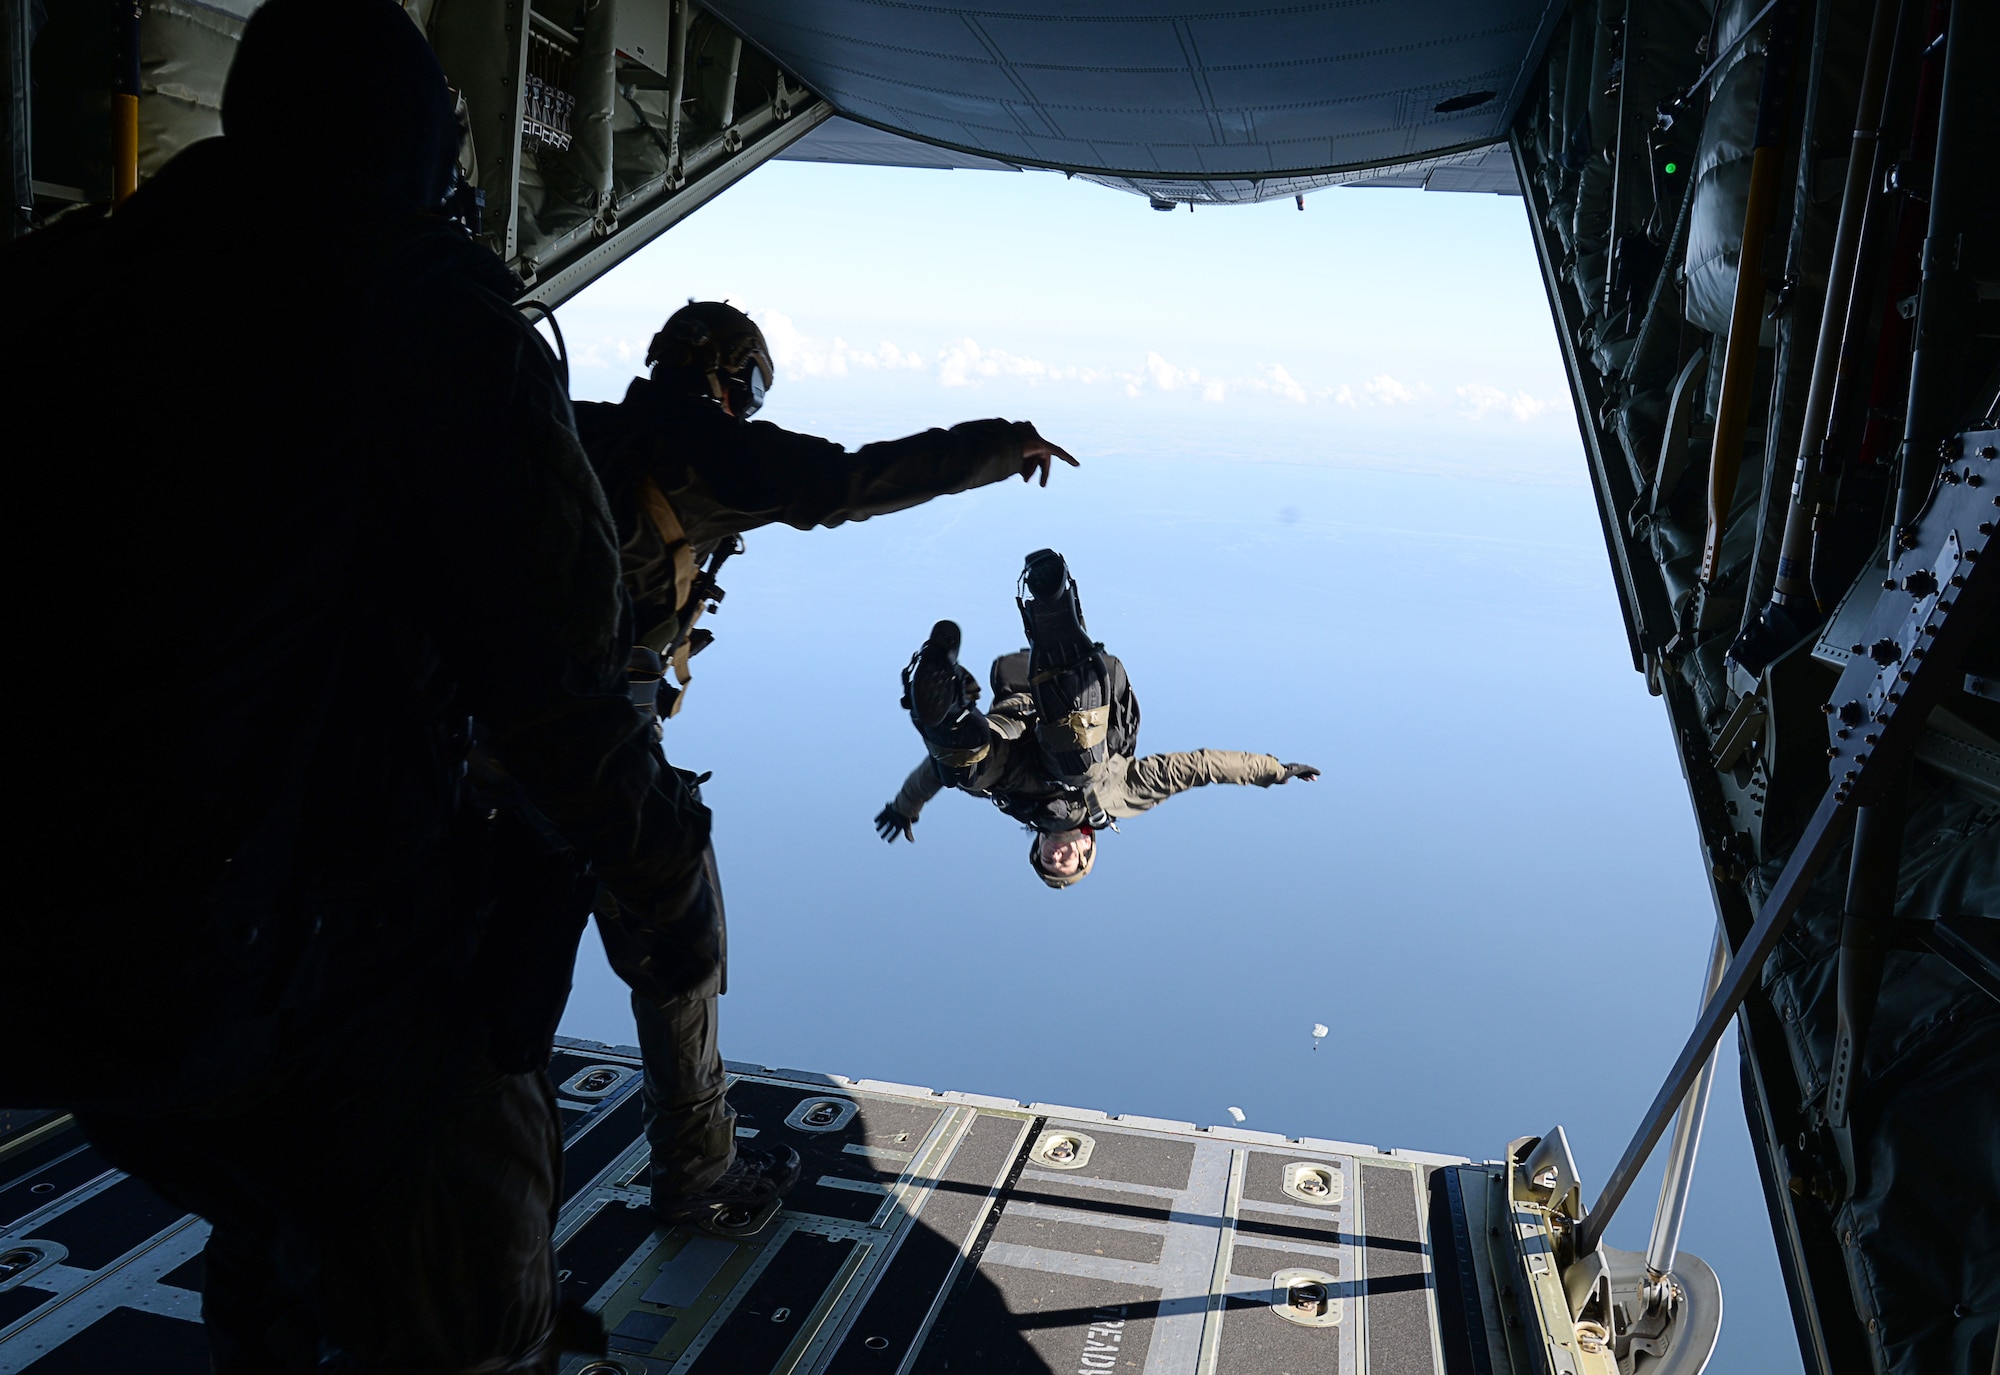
[
  {"left": 653, "top": 1145, "right": 803, "bottom": 1229},
  {"left": 1017, "top": 550, "right": 1097, "bottom": 672},
  {"left": 1022, "top": 547, "right": 1069, "bottom": 599},
  {"left": 904, "top": 620, "right": 988, "bottom": 756}
]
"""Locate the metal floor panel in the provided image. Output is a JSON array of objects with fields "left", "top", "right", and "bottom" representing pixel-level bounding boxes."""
[{"left": 0, "top": 1040, "right": 1496, "bottom": 1374}]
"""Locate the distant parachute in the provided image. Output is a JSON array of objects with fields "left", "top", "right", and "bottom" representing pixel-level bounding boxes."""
[
  {"left": 1312, "top": 1023, "right": 1329, "bottom": 1051},
  {"left": 1226, "top": 1106, "right": 1246, "bottom": 1123}
]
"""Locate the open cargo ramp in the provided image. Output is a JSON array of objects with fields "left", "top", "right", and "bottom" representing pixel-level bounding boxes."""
[{"left": 0, "top": 1039, "right": 1722, "bottom": 1375}]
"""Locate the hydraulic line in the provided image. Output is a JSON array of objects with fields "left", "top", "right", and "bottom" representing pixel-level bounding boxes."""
[
  {"left": 717, "top": 34, "right": 742, "bottom": 129},
  {"left": 1892, "top": 0, "right": 1985, "bottom": 539},
  {"left": 1559, "top": 0, "right": 1594, "bottom": 169},
  {"left": 112, "top": 0, "right": 140, "bottom": 204},
  {"left": 664, "top": 0, "right": 688, "bottom": 184},
  {"left": 518, "top": 301, "right": 568, "bottom": 390},
  {"left": 1699, "top": 0, "right": 1803, "bottom": 586},
  {"left": 1809, "top": 0, "right": 1949, "bottom": 605},
  {"left": 1827, "top": 771, "right": 1908, "bottom": 1134},
  {"left": 1767, "top": 0, "right": 1900, "bottom": 611},
  {"left": 7, "top": 0, "right": 33, "bottom": 237}
]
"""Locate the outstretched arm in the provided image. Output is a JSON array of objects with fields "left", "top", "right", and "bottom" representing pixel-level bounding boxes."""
[
  {"left": 665, "top": 404, "right": 1077, "bottom": 544},
  {"left": 1102, "top": 749, "right": 1308, "bottom": 816},
  {"left": 877, "top": 760, "right": 945, "bottom": 843}
]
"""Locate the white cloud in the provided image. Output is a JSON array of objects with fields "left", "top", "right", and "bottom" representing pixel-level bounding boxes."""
[
  {"left": 1125, "top": 350, "right": 1204, "bottom": 396},
  {"left": 1325, "top": 375, "right": 1427, "bottom": 408},
  {"left": 569, "top": 333, "right": 644, "bottom": 373},
  {"left": 648, "top": 315, "right": 1511, "bottom": 424},
  {"left": 756, "top": 309, "right": 928, "bottom": 379},
  {"left": 1456, "top": 383, "right": 1552, "bottom": 421},
  {"left": 1118, "top": 352, "right": 1273, "bottom": 404},
  {"left": 1364, "top": 373, "right": 1418, "bottom": 405},
  {"left": 1256, "top": 364, "right": 1309, "bottom": 404},
  {"left": 939, "top": 337, "right": 1110, "bottom": 388}
]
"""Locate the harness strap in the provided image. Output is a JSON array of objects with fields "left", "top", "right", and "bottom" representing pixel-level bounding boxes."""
[
  {"left": 636, "top": 476, "right": 702, "bottom": 715},
  {"left": 930, "top": 739, "right": 993, "bottom": 769},
  {"left": 637, "top": 475, "right": 698, "bottom": 613},
  {"left": 1027, "top": 645, "right": 1103, "bottom": 687}
]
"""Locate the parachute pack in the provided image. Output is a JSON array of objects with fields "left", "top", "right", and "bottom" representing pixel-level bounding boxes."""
[{"left": 1012, "top": 549, "right": 1140, "bottom": 783}]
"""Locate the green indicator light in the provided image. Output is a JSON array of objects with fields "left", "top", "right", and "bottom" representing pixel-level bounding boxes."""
[{"left": 1664, "top": 161, "right": 1679, "bottom": 174}]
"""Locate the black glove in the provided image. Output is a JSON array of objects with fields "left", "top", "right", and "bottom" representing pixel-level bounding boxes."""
[
  {"left": 874, "top": 805, "right": 916, "bottom": 843},
  {"left": 1279, "top": 763, "right": 1320, "bottom": 783}
]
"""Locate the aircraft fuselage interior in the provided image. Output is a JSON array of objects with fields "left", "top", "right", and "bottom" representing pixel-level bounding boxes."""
[{"left": 2, "top": 2, "right": 1994, "bottom": 1374}]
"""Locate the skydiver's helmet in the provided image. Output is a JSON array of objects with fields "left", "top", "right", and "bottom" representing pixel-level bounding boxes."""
[
  {"left": 646, "top": 301, "right": 775, "bottom": 418},
  {"left": 1030, "top": 828, "right": 1096, "bottom": 890}
]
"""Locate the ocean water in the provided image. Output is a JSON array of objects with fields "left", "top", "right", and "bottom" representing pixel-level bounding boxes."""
[{"left": 555, "top": 435, "right": 1804, "bottom": 1375}]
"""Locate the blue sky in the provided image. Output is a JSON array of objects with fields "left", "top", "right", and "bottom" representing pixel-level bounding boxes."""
[
  {"left": 554, "top": 160, "right": 1575, "bottom": 476},
  {"left": 549, "top": 161, "right": 1802, "bottom": 1375}
]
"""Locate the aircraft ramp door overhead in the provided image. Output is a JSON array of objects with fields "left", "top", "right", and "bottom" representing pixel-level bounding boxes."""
[
  {"left": 6, "top": 0, "right": 1539, "bottom": 294},
  {"left": 0, "top": 1041, "right": 1724, "bottom": 1375},
  {"left": 704, "top": 0, "right": 1560, "bottom": 204}
]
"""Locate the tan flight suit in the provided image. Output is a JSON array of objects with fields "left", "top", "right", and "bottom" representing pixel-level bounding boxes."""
[{"left": 894, "top": 694, "right": 1291, "bottom": 825}]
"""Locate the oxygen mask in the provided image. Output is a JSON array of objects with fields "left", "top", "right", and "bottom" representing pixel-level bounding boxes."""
[{"left": 722, "top": 362, "right": 767, "bottom": 418}]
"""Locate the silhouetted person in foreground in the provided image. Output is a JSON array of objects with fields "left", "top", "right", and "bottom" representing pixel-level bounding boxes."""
[
  {"left": 571, "top": 301, "right": 1078, "bottom": 1223},
  {"left": 1, "top": 1, "right": 712, "bottom": 1368},
  {"left": 878, "top": 551, "right": 1318, "bottom": 887}
]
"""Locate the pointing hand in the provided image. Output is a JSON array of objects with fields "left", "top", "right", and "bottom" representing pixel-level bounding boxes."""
[
  {"left": 874, "top": 805, "right": 917, "bottom": 843},
  {"left": 1014, "top": 423, "right": 1080, "bottom": 487},
  {"left": 1279, "top": 763, "right": 1321, "bottom": 783}
]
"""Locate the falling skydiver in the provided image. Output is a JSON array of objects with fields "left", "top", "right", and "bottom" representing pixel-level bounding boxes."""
[
  {"left": 569, "top": 302, "right": 1079, "bottom": 1225},
  {"left": 878, "top": 550, "right": 1320, "bottom": 887}
]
